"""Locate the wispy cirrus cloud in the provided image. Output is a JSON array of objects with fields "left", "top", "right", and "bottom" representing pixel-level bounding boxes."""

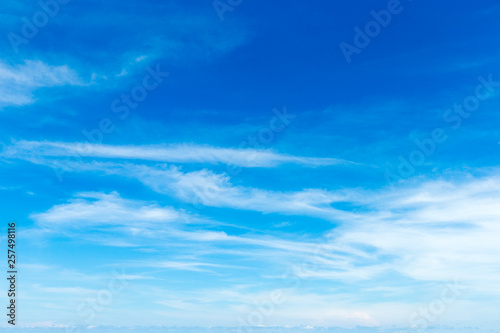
[
  {"left": 8, "top": 138, "right": 500, "bottom": 324},
  {"left": 30, "top": 191, "right": 185, "bottom": 234},
  {"left": 125, "top": 260, "right": 239, "bottom": 273},
  {"left": 28, "top": 154, "right": 500, "bottom": 288},
  {"left": 338, "top": 181, "right": 500, "bottom": 284},
  {"left": 3, "top": 140, "right": 351, "bottom": 167},
  {"left": 0, "top": 60, "right": 85, "bottom": 108},
  {"left": 28, "top": 190, "right": 342, "bottom": 258},
  {"left": 22, "top": 171, "right": 500, "bottom": 327},
  {"left": 22, "top": 159, "right": 358, "bottom": 221}
]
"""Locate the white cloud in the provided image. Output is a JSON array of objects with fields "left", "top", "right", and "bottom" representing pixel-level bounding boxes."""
[
  {"left": 0, "top": 60, "right": 85, "bottom": 108},
  {"left": 18, "top": 154, "right": 500, "bottom": 288},
  {"left": 11, "top": 142, "right": 500, "bottom": 314},
  {"left": 21, "top": 154, "right": 500, "bottom": 290},
  {"left": 297, "top": 175, "right": 500, "bottom": 294},
  {"left": 21, "top": 321, "right": 72, "bottom": 328},
  {"left": 127, "top": 260, "right": 237, "bottom": 273},
  {"left": 35, "top": 285, "right": 96, "bottom": 295},
  {"left": 28, "top": 189, "right": 343, "bottom": 260},
  {"left": 46, "top": 160, "right": 356, "bottom": 221},
  {"left": 31, "top": 191, "right": 183, "bottom": 230},
  {"left": 4, "top": 140, "right": 350, "bottom": 167}
]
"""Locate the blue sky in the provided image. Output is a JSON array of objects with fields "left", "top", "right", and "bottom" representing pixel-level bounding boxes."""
[{"left": 1, "top": 0, "right": 500, "bottom": 330}]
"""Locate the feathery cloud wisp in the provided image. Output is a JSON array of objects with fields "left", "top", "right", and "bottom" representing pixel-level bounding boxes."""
[
  {"left": 3, "top": 140, "right": 350, "bottom": 167},
  {"left": 0, "top": 60, "right": 85, "bottom": 108}
]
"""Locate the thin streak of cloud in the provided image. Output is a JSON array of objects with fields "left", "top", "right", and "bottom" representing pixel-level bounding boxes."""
[
  {"left": 0, "top": 60, "right": 85, "bottom": 108},
  {"left": 3, "top": 140, "right": 351, "bottom": 167}
]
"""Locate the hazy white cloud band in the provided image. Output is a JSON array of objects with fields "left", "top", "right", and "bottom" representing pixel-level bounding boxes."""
[{"left": 2, "top": 140, "right": 350, "bottom": 167}]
